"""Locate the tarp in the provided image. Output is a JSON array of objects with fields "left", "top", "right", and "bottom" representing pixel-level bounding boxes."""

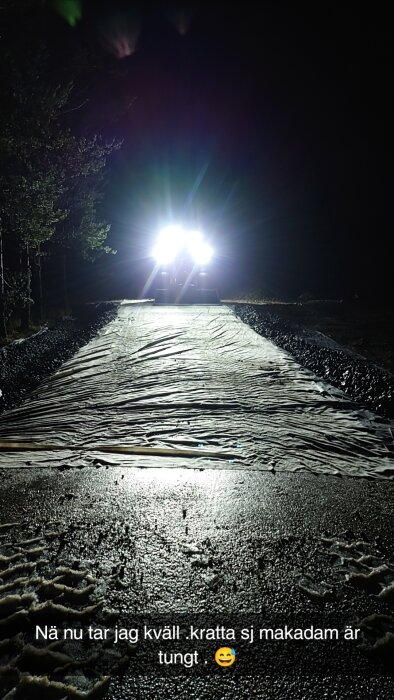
[{"left": 0, "top": 303, "right": 393, "bottom": 478}]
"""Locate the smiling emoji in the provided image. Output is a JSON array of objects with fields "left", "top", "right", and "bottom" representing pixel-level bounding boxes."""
[{"left": 215, "top": 647, "right": 236, "bottom": 667}]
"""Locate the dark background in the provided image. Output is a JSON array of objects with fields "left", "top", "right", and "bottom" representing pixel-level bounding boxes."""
[{"left": 12, "top": 1, "right": 394, "bottom": 301}]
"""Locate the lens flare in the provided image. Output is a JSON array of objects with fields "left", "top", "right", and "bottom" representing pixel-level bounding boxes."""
[
  {"left": 166, "top": 4, "right": 196, "bottom": 35},
  {"left": 99, "top": 13, "right": 141, "bottom": 59},
  {"left": 53, "top": 0, "right": 82, "bottom": 27}
]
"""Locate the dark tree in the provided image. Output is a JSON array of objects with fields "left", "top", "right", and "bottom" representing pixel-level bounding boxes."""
[{"left": 0, "top": 1, "right": 121, "bottom": 334}]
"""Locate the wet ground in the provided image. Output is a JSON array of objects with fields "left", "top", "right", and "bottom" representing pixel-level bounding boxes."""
[
  {"left": 1, "top": 302, "right": 394, "bottom": 698},
  {"left": 1, "top": 467, "right": 394, "bottom": 698}
]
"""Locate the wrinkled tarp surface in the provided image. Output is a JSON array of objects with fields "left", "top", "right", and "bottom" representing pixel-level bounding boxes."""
[{"left": 0, "top": 303, "right": 393, "bottom": 478}]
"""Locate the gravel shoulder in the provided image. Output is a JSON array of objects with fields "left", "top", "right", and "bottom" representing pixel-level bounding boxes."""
[
  {"left": 0, "top": 302, "right": 119, "bottom": 415},
  {"left": 233, "top": 302, "right": 394, "bottom": 419}
]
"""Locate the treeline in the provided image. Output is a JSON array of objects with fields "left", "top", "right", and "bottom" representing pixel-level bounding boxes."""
[{"left": 0, "top": 1, "right": 121, "bottom": 339}]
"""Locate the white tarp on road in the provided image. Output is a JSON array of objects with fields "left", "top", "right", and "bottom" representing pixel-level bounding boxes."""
[{"left": 0, "top": 303, "right": 393, "bottom": 477}]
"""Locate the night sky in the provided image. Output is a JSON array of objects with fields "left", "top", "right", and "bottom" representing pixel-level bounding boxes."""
[{"left": 11, "top": 2, "right": 394, "bottom": 300}]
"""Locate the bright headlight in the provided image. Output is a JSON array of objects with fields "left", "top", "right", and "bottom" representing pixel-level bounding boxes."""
[
  {"left": 185, "top": 230, "right": 213, "bottom": 265},
  {"left": 189, "top": 240, "right": 213, "bottom": 265},
  {"left": 152, "top": 244, "right": 177, "bottom": 265},
  {"left": 158, "top": 224, "right": 184, "bottom": 245},
  {"left": 153, "top": 225, "right": 184, "bottom": 264},
  {"left": 152, "top": 225, "right": 213, "bottom": 265}
]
